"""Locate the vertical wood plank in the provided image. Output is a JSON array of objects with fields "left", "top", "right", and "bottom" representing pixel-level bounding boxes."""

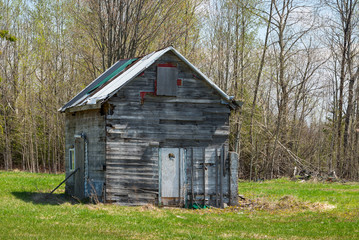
[
  {"left": 220, "top": 145, "right": 224, "bottom": 208},
  {"left": 158, "top": 148, "right": 162, "bottom": 206},
  {"left": 223, "top": 144, "right": 227, "bottom": 177},
  {"left": 229, "top": 152, "right": 239, "bottom": 206},
  {"left": 74, "top": 137, "right": 85, "bottom": 199},
  {"left": 203, "top": 148, "right": 206, "bottom": 206},
  {"left": 178, "top": 148, "right": 181, "bottom": 200},
  {"left": 182, "top": 148, "right": 187, "bottom": 206},
  {"left": 215, "top": 148, "right": 219, "bottom": 207},
  {"left": 191, "top": 148, "right": 194, "bottom": 206}
]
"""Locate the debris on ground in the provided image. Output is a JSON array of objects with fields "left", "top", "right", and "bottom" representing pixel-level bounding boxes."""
[{"left": 291, "top": 168, "right": 342, "bottom": 182}]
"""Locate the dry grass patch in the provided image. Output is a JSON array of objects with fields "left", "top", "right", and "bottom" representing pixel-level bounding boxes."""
[
  {"left": 173, "top": 195, "right": 337, "bottom": 215},
  {"left": 235, "top": 195, "right": 336, "bottom": 212}
]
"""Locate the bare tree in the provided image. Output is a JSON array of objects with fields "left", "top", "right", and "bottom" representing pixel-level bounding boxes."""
[{"left": 323, "top": 0, "right": 359, "bottom": 177}]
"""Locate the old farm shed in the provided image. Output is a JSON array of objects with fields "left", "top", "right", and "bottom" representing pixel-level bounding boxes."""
[{"left": 59, "top": 47, "right": 240, "bottom": 207}]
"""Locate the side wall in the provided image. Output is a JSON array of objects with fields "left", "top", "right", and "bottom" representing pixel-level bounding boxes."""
[
  {"left": 105, "top": 52, "right": 232, "bottom": 206},
  {"left": 65, "top": 109, "right": 106, "bottom": 199}
]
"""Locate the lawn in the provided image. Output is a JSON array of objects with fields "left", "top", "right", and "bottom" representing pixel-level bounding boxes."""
[{"left": 0, "top": 171, "right": 358, "bottom": 239}]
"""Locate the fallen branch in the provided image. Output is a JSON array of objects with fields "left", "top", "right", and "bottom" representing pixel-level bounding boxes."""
[{"left": 255, "top": 120, "right": 316, "bottom": 172}]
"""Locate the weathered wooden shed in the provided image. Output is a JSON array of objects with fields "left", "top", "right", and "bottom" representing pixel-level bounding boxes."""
[{"left": 59, "top": 47, "right": 240, "bottom": 207}]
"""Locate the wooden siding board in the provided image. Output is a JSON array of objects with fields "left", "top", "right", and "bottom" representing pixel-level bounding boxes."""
[{"left": 104, "top": 52, "right": 232, "bottom": 206}]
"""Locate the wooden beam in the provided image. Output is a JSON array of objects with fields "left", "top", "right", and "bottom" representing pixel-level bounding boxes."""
[
  {"left": 229, "top": 152, "right": 239, "bottom": 206},
  {"left": 178, "top": 148, "right": 181, "bottom": 202},
  {"left": 215, "top": 148, "right": 219, "bottom": 207},
  {"left": 191, "top": 148, "right": 194, "bottom": 207},
  {"left": 203, "top": 148, "right": 206, "bottom": 206},
  {"left": 64, "top": 102, "right": 102, "bottom": 113},
  {"left": 220, "top": 146, "right": 224, "bottom": 208},
  {"left": 158, "top": 148, "right": 162, "bottom": 206}
]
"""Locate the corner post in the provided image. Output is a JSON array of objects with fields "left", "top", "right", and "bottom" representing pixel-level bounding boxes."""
[{"left": 229, "top": 152, "right": 239, "bottom": 206}]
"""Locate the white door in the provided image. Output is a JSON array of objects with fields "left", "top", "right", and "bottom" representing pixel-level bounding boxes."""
[{"left": 160, "top": 148, "right": 180, "bottom": 198}]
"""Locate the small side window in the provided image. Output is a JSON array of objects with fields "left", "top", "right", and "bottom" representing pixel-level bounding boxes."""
[{"left": 69, "top": 148, "right": 75, "bottom": 170}]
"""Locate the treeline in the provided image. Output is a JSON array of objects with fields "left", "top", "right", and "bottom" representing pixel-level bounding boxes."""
[
  {"left": 1, "top": 0, "right": 359, "bottom": 180},
  {"left": 205, "top": 0, "right": 359, "bottom": 180},
  {"left": 0, "top": 0, "right": 201, "bottom": 173}
]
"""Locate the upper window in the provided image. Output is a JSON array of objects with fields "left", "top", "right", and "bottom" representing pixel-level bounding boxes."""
[
  {"left": 156, "top": 63, "right": 178, "bottom": 96},
  {"left": 69, "top": 148, "right": 75, "bottom": 170}
]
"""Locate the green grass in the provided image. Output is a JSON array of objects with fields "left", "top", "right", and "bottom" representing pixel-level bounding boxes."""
[{"left": 0, "top": 172, "right": 358, "bottom": 239}]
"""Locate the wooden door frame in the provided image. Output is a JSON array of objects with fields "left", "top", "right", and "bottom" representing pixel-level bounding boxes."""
[{"left": 74, "top": 137, "right": 85, "bottom": 199}]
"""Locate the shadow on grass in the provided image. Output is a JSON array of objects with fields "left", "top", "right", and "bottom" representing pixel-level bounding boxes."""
[{"left": 12, "top": 191, "right": 79, "bottom": 205}]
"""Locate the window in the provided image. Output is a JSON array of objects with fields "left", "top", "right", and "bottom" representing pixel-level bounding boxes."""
[
  {"left": 156, "top": 64, "right": 178, "bottom": 96},
  {"left": 69, "top": 148, "right": 75, "bottom": 170}
]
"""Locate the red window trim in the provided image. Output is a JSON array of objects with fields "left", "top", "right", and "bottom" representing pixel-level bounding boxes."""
[{"left": 158, "top": 63, "right": 176, "bottom": 68}]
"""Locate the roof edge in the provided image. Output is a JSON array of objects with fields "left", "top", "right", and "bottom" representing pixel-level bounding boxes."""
[
  {"left": 167, "top": 47, "right": 232, "bottom": 103},
  {"left": 61, "top": 101, "right": 102, "bottom": 113}
]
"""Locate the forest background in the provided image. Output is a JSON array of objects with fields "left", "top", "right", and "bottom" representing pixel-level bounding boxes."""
[{"left": 1, "top": 0, "right": 359, "bottom": 180}]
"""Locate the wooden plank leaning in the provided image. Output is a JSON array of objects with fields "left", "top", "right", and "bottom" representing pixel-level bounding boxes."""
[{"left": 50, "top": 168, "right": 80, "bottom": 194}]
